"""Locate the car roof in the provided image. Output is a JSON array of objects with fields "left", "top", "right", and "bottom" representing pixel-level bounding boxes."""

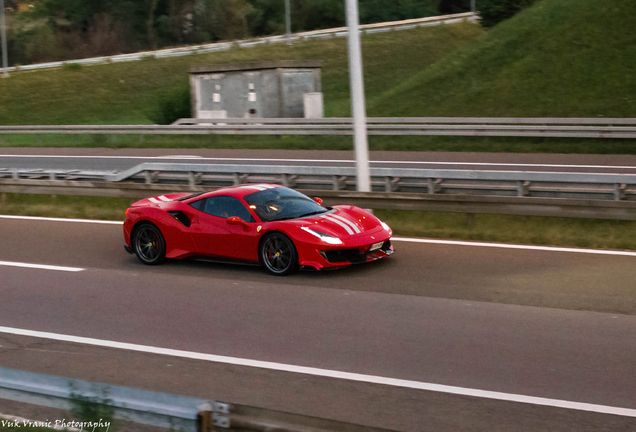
[{"left": 195, "top": 184, "right": 284, "bottom": 200}]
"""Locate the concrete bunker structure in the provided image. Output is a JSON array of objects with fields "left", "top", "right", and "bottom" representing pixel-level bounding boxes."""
[{"left": 189, "top": 61, "right": 323, "bottom": 119}]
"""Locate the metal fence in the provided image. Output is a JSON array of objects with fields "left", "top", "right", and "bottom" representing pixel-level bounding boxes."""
[
  {"left": 2, "top": 117, "right": 636, "bottom": 139},
  {"left": 0, "top": 13, "right": 477, "bottom": 74},
  {"left": 2, "top": 162, "right": 636, "bottom": 220}
]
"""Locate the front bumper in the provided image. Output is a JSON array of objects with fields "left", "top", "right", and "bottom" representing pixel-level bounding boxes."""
[
  {"left": 320, "top": 240, "right": 394, "bottom": 264},
  {"left": 300, "top": 239, "right": 394, "bottom": 270}
]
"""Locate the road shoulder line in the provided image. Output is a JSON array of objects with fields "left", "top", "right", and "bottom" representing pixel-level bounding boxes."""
[{"left": 0, "top": 326, "right": 634, "bottom": 418}]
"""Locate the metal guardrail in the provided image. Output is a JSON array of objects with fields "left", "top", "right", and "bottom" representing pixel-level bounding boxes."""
[
  {"left": 1, "top": 163, "right": 636, "bottom": 220},
  {"left": 3, "top": 118, "right": 636, "bottom": 138},
  {"left": 0, "top": 13, "right": 477, "bottom": 74},
  {"left": 0, "top": 367, "right": 395, "bottom": 432}
]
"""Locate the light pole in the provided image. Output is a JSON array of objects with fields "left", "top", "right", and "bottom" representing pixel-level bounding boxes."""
[
  {"left": 285, "top": 0, "right": 291, "bottom": 45},
  {"left": 345, "top": 0, "right": 370, "bottom": 192},
  {"left": 0, "top": 0, "right": 8, "bottom": 77}
]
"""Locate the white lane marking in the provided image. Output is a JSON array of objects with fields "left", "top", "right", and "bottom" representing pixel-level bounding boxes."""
[
  {"left": 331, "top": 214, "right": 361, "bottom": 234},
  {"left": 0, "top": 326, "right": 634, "bottom": 418},
  {"left": 0, "top": 215, "right": 122, "bottom": 225},
  {"left": 155, "top": 155, "right": 203, "bottom": 159},
  {"left": 0, "top": 262, "right": 84, "bottom": 272},
  {"left": 323, "top": 215, "right": 354, "bottom": 235},
  {"left": 392, "top": 237, "right": 636, "bottom": 257},
  {"left": 1, "top": 215, "right": 635, "bottom": 257},
  {"left": 1, "top": 154, "right": 635, "bottom": 170}
]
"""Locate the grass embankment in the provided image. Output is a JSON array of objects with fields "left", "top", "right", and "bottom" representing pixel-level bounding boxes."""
[
  {"left": 2, "top": 194, "right": 636, "bottom": 251},
  {"left": 371, "top": 0, "right": 636, "bottom": 118},
  {"left": 0, "top": 23, "right": 482, "bottom": 126}
]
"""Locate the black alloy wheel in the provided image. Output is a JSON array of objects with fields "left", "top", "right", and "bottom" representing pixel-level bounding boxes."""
[
  {"left": 133, "top": 223, "right": 166, "bottom": 265},
  {"left": 260, "top": 233, "right": 299, "bottom": 276}
]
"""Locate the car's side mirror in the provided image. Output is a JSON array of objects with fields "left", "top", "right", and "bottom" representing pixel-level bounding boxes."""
[
  {"left": 313, "top": 197, "right": 323, "bottom": 206},
  {"left": 226, "top": 216, "right": 251, "bottom": 231}
]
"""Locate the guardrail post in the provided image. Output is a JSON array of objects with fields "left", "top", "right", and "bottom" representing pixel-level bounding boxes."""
[
  {"left": 145, "top": 171, "right": 159, "bottom": 184},
  {"left": 385, "top": 176, "right": 400, "bottom": 193},
  {"left": 233, "top": 173, "right": 248, "bottom": 185},
  {"left": 518, "top": 181, "right": 531, "bottom": 197},
  {"left": 189, "top": 172, "right": 203, "bottom": 187},
  {"left": 282, "top": 173, "right": 297, "bottom": 188},
  {"left": 615, "top": 183, "right": 627, "bottom": 201},
  {"left": 333, "top": 175, "right": 347, "bottom": 191},
  {"left": 11, "top": 169, "right": 18, "bottom": 180},
  {"left": 197, "top": 411, "right": 211, "bottom": 432},
  {"left": 427, "top": 178, "right": 442, "bottom": 194},
  {"left": 197, "top": 401, "right": 230, "bottom": 431}
]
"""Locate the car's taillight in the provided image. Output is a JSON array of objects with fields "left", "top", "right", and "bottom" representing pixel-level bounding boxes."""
[{"left": 125, "top": 208, "right": 130, "bottom": 216}]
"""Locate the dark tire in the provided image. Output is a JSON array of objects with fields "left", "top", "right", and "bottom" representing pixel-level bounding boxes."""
[
  {"left": 132, "top": 223, "right": 166, "bottom": 265},
  {"left": 260, "top": 232, "right": 299, "bottom": 276}
]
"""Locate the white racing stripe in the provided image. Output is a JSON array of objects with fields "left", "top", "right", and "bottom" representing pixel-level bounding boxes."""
[
  {"left": 148, "top": 198, "right": 162, "bottom": 204},
  {"left": 0, "top": 261, "right": 84, "bottom": 272},
  {"left": 331, "top": 214, "right": 361, "bottom": 234},
  {"left": 0, "top": 325, "right": 634, "bottom": 418},
  {"left": 392, "top": 237, "right": 636, "bottom": 257},
  {"left": 323, "top": 215, "right": 354, "bottom": 235},
  {"left": 158, "top": 195, "right": 172, "bottom": 202}
]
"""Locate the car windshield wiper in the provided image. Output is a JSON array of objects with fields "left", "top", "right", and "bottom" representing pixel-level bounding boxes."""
[
  {"left": 270, "top": 210, "right": 326, "bottom": 222},
  {"left": 297, "top": 210, "right": 328, "bottom": 218}
]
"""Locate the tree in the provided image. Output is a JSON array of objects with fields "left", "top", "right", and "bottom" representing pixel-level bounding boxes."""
[
  {"left": 358, "top": 0, "right": 439, "bottom": 24},
  {"left": 477, "top": 0, "right": 536, "bottom": 28},
  {"left": 439, "top": 0, "right": 470, "bottom": 15}
]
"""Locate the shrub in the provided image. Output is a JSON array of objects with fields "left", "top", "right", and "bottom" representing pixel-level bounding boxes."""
[{"left": 150, "top": 84, "right": 192, "bottom": 125}]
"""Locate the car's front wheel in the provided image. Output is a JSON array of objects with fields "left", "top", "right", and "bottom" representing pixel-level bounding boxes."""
[
  {"left": 132, "top": 223, "right": 166, "bottom": 265},
  {"left": 260, "top": 232, "right": 299, "bottom": 276}
]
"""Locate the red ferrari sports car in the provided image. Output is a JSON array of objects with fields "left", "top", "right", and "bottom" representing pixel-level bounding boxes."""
[{"left": 123, "top": 184, "right": 393, "bottom": 275}]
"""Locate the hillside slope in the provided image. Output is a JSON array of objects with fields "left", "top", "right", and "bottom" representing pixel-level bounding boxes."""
[
  {"left": 370, "top": 0, "right": 636, "bottom": 118},
  {"left": 0, "top": 23, "right": 482, "bottom": 125}
]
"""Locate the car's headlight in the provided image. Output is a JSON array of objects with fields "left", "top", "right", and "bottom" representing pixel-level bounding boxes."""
[
  {"left": 381, "top": 221, "right": 391, "bottom": 232},
  {"left": 302, "top": 227, "right": 343, "bottom": 245}
]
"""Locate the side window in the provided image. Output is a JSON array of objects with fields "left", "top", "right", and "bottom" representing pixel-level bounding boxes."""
[
  {"left": 189, "top": 199, "right": 205, "bottom": 211},
  {"left": 192, "top": 196, "right": 254, "bottom": 222}
]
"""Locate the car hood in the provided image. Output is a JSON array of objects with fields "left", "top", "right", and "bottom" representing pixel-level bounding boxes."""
[{"left": 295, "top": 206, "right": 384, "bottom": 238}]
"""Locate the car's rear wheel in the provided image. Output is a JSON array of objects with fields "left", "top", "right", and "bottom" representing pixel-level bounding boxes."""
[
  {"left": 260, "top": 233, "right": 299, "bottom": 276},
  {"left": 133, "top": 223, "right": 166, "bottom": 265}
]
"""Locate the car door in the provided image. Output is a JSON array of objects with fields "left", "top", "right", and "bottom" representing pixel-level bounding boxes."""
[{"left": 189, "top": 196, "right": 260, "bottom": 262}]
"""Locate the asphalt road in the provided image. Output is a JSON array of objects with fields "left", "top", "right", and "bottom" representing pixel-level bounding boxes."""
[
  {"left": 0, "top": 216, "right": 635, "bottom": 431},
  {"left": 3, "top": 149, "right": 636, "bottom": 174}
]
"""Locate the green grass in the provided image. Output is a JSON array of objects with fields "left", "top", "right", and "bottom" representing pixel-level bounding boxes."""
[
  {"left": 376, "top": 209, "right": 636, "bottom": 250},
  {"left": 370, "top": 0, "right": 636, "bottom": 118},
  {"left": 1, "top": 134, "right": 635, "bottom": 155},
  {"left": 0, "top": 23, "right": 483, "bottom": 126},
  {"left": 2, "top": 194, "right": 636, "bottom": 251},
  {"left": 0, "top": 194, "right": 131, "bottom": 220}
]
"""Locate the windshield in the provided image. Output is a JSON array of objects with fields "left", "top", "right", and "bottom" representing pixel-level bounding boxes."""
[{"left": 244, "top": 187, "right": 328, "bottom": 222}]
